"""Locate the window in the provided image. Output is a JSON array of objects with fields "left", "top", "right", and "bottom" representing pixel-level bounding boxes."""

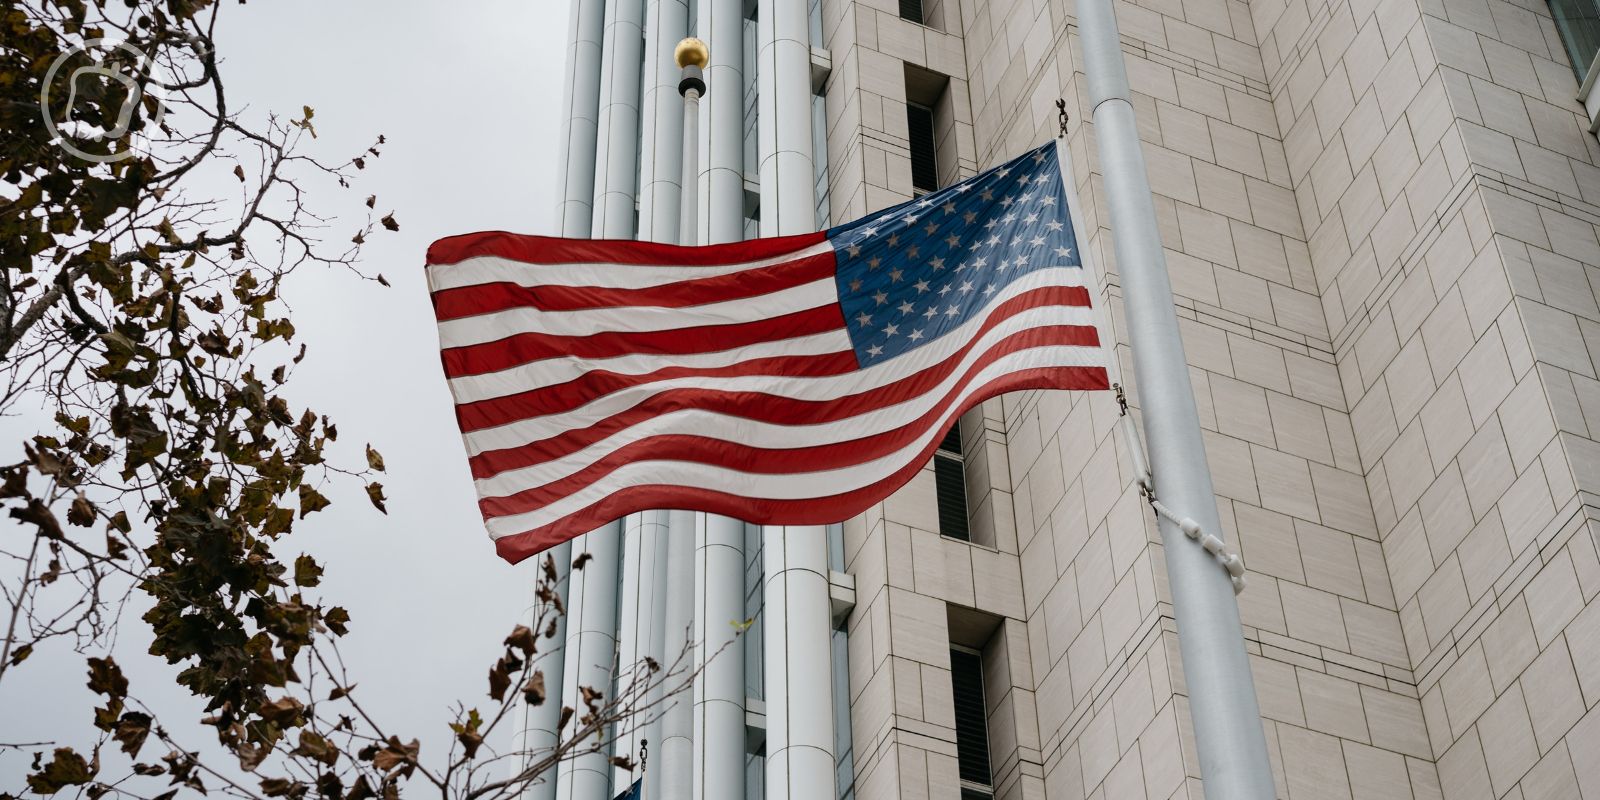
[
  {"left": 1549, "top": 0, "right": 1600, "bottom": 81},
  {"left": 899, "top": 0, "right": 924, "bottom": 24},
  {"left": 935, "top": 422, "right": 969, "bottom": 540},
  {"left": 906, "top": 102, "right": 939, "bottom": 194},
  {"left": 950, "top": 647, "right": 993, "bottom": 797}
]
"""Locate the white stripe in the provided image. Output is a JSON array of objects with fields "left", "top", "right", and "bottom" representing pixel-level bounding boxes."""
[
  {"left": 480, "top": 345, "right": 1096, "bottom": 536},
  {"left": 450, "top": 329, "right": 853, "bottom": 404},
  {"left": 428, "top": 241, "right": 834, "bottom": 291},
  {"left": 459, "top": 267, "right": 1091, "bottom": 455},
  {"left": 473, "top": 343, "right": 1103, "bottom": 496},
  {"left": 436, "top": 277, "right": 838, "bottom": 348}
]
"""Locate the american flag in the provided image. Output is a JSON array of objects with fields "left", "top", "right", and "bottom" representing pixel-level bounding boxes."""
[{"left": 428, "top": 141, "right": 1110, "bottom": 563}]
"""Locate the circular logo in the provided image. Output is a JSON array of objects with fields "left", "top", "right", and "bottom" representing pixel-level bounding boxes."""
[{"left": 40, "top": 38, "right": 168, "bottom": 164}]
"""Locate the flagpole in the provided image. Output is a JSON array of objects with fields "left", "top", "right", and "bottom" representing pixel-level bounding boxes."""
[{"left": 1074, "top": 0, "right": 1276, "bottom": 796}]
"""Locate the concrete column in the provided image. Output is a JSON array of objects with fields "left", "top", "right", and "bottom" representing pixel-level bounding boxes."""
[
  {"left": 692, "top": 515, "right": 746, "bottom": 800},
  {"left": 614, "top": 512, "right": 670, "bottom": 790},
  {"left": 638, "top": 0, "right": 688, "bottom": 243},
  {"left": 761, "top": 526, "right": 835, "bottom": 799},
  {"left": 755, "top": 0, "right": 816, "bottom": 237},
  {"left": 555, "top": 521, "right": 621, "bottom": 800},
  {"left": 555, "top": 0, "right": 606, "bottom": 238},
  {"left": 698, "top": 0, "right": 744, "bottom": 245},
  {"left": 659, "top": 510, "right": 697, "bottom": 800},
  {"left": 525, "top": 2, "right": 607, "bottom": 797},
  {"left": 591, "top": 0, "right": 644, "bottom": 237},
  {"left": 755, "top": 4, "right": 834, "bottom": 798}
]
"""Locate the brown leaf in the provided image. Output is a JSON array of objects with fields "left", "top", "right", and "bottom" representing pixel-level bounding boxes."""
[
  {"left": 233, "top": 164, "right": 245, "bottom": 182},
  {"left": 488, "top": 662, "right": 512, "bottom": 702},
  {"left": 290, "top": 730, "right": 339, "bottom": 765},
  {"left": 351, "top": 231, "right": 365, "bottom": 245},
  {"left": 365, "top": 483, "right": 387, "bottom": 514},
  {"left": 27, "top": 748, "right": 95, "bottom": 794},
  {"left": 380, "top": 214, "right": 398, "bottom": 232},
  {"left": 371, "top": 738, "right": 419, "bottom": 776},
  {"left": 365, "top": 194, "right": 376, "bottom": 208},
  {"left": 377, "top": 274, "right": 391, "bottom": 287},
  {"left": 543, "top": 554, "right": 558, "bottom": 583},
  {"left": 65, "top": 494, "right": 95, "bottom": 526},
  {"left": 258, "top": 696, "right": 305, "bottom": 725},
  {"left": 572, "top": 552, "right": 593, "bottom": 570},
  {"left": 610, "top": 755, "right": 636, "bottom": 770},
  {"left": 112, "top": 712, "right": 152, "bottom": 757},
  {"left": 365, "top": 444, "right": 386, "bottom": 472},
  {"left": 521, "top": 671, "right": 546, "bottom": 706},
  {"left": 557, "top": 706, "right": 574, "bottom": 731},
  {"left": 294, "top": 554, "right": 322, "bottom": 587},
  {"left": 298, "top": 484, "right": 331, "bottom": 518},
  {"left": 504, "top": 624, "right": 537, "bottom": 655}
]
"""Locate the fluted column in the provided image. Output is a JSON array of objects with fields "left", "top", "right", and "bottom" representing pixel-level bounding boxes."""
[
  {"left": 554, "top": 521, "right": 622, "bottom": 800},
  {"left": 756, "top": 2, "right": 834, "bottom": 797},
  {"left": 613, "top": 511, "right": 670, "bottom": 791},
  {"left": 658, "top": 510, "right": 697, "bottom": 800}
]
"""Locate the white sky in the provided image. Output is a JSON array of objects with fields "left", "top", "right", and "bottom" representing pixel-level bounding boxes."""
[{"left": 1, "top": 0, "right": 573, "bottom": 780}]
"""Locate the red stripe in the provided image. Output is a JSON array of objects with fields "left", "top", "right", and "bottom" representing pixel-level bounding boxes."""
[
  {"left": 453, "top": 284, "right": 1091, "bottom": 432},
  {"left": 442, "top": 305, "right": 845, "bottom": 379},
  {"left": 487, "top": 366, "right": 1111, "bottom": 563},
  {"left": 455, "top": 350, "right": 860, "bottom": 432},
  {"left": 475, "top": 328, "right": 1102, "bottom": 519},
  {"left": 468, "top": 324, "right": 1102, "bottom": 480},
  {"left": 427, "top": 230, "right": 828, "bottom": 267},
  {"left": 431, "top": 252, "right": 836, "bottom": 320}
]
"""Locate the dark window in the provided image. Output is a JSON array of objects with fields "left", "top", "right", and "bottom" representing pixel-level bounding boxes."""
[
  {"left": 899, "top": 0, "right": 924, "bottom": 24},
  {"left": 935, "top": 422, "right": 968, "bottom": 540},
  {"left": 950, "top": 648, "right": 992, "bottom": 789},
  {"left": 1549, "top": 0, "right": 1600, "bottom": 81},
  {"left": 906, "top": 103, "right": 939, "bottom": 194}
]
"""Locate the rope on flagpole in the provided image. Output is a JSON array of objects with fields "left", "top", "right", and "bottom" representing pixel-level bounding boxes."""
[{"left": 1114, "top": 383, "right": 1247, "bottom": 594}]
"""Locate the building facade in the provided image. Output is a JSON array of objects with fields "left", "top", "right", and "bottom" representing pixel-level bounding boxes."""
[{"left": 531, "top": 0, "right": 1600, "bottom": 797}]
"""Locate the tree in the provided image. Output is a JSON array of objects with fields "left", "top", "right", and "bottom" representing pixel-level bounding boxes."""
[{"left": 0, "top": 2, "right": 689, "bottom": 796}]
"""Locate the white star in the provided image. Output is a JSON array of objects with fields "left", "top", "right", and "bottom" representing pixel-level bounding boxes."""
[
  {"left": 907, "top": 245, "right": 920, "bottom": 258},
  {"left": 969, "top": 240, "right": 984, "bottom": 252},
  {"left": 1030, "top": 235, "right": 1046, "bottom": 246},
  {"left": 847, "top": 244, "right": 861, "bottom": 257},
  {"left": 997, "top": 258, "right": 1011, "bottom": 271},
  {"left": 856, "top": 312, "right": 872, "bottom": 326},
  {"left": 1025, "top": 213, "right": 1039, "bottom": 224},
  {"left": 956, "top": 183, "right": 971, "bottom": 193},
  {"left": 889, "top": 269, "right": 904, "bottom": 283},
  {"left": 997, "top": 167, "right": 1010, "bottom": 177},
  {"left": 1033, "top": 150, "right": 1047, "bottom": 163},
  {"left": 908, "top": 329, "right": 925, "bottom": 342},
  {"left": 984, "top": 219, "right": 1000, "bottom": 230},
  {"left": 1054, "top": 246, "right": 1074, "bottom": 258},
  {"left": 1001, "top": 213, "right": 1017, "bottom": 225},
  {"left": 980, "top": 189, "right": 994, "bottom": 201},
  {"left": 1046, "top": 220, "right": 1064, "bottom": 231},
  {"left": 914, "top": 280, "right": 930, "bottom": 294},
  {"left": 928, "top": 257, "right": 945, "bottom": 270},
  {"left": 938, "top": 284, "right": 952, "bottom": 296},
  {"left": 1012, "top": 236, "right": 1025, "bottom": 247},
  {"left": 923, "top": 306, "right": 938, "bottom": 319},
  {"left": 983, "top": 284, "right": 997, "bottom": 296},
  {"left": 1018, "top": 174, "right": 1032, "bottom": 185},
  {"left": 905, "top": 214, "right": 919, "bottom": 225},
  {"left": 1041, "top": 196, "right": 1057, "bottom": 206},
  {"left": 874, "top": 290, "right": 889, "bottom": 305},
  {"left": 987, "top": 235, "right": 1002, "bottom": 246},
  {"left": 887, "top": 234, "right": 899, "bottom": 246},
  {"left": 973, "top": 257, "right": 988, "bottom": 269},
  {"left": 868, "top": 257, "right": 882, "bottom": 270},
  {"left": 999, "top": 195, "right": 1014, "bottom": 208},
  {"left": 862, "top": 226, "right": 879, "bottom": 237},
  {"left": 899, "top": 300, "right": 915, "bottom": 315},
  {"left": 1015, "top": 254, "right": 1030, "bottom": 266},
  {"left": 945, "top": 235, "right": 960, "bottom": 248},
  {"left": 868, "top": 344, "right": 884, "bottom": 357},
  {"left": 917, "top": 197, "right": 935, "bottom": 208},
  {"left": 959, "top": 280, "right": 974, "bottom": 294},
  {"left": 963, "top": 211, "right": 977, "bottom": 223},
  {"left": 943, "top": 202, "right": 956, "bottom": 214},
  {"left": 924, "top": 222, "right": 939, "bottom": 235},
  {"left": 945, "top": 305, "right": 960, "bottom": 317},
  {"left": 883, "top": 323, "right": 900, "bottom": 336}
]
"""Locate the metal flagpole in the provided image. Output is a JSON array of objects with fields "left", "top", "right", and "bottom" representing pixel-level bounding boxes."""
[{"left": 1074, "top": 0, "right": 1277, "bottom": 795}]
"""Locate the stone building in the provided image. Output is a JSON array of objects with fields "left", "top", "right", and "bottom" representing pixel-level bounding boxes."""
[{"left": 533, "top": 0, "right": 1600, "bottom": 797}]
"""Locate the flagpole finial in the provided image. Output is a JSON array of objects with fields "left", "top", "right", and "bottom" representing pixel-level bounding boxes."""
[
  {"left": 674, "top": 37, "right": 709, "bottom": 69},
  {"left": 1056, "top": 98, "right": 1070, "bottom": 138}
]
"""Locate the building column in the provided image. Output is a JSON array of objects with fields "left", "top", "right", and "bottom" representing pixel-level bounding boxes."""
[
  {"left": 692, "top": 515, "right": 747, "bottom": 800},
  {"left": 638, "top": 0, "right": 688, "bottom": 244},
  {"left": 554, "top": 0, "right": 606, "bottom": 238},
  {"left": 591, "top": 0, "right": 644, "bottom": 236},
  {"left": 614, "top": 511, "right": 670, "bottom": 791},
  {"left": 659, "top": 510, "right": 696, "bottom": 800},
  {"left": 699, "top": 0, "right": 744, "bottom": 244},
  {"left": 756, "top": 6, "right": 834, "bottom": 798},
  {"left": 761, "top": 526, "right": 835, "bottom": 799},
  {"left": 555, "top": 521, "right": 622, "bottom": 800},
  {"left": 523, "top": 2, "right": 607, "bottom": 798}
]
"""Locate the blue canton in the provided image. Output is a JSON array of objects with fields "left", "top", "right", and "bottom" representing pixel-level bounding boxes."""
[{"left": 830, "top": 142, "right": 1083, "bottom": 365}]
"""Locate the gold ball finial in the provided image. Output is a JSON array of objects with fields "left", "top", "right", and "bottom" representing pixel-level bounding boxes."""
[{"left": 675, "top": 37, "right": 709, "bottom": 69}]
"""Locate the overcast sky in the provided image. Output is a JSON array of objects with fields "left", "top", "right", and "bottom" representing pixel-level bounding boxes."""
[{"left": 1, "top": 0, "right": 572, "bottom": 780}]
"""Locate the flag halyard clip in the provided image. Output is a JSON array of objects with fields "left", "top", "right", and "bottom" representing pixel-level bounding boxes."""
[{"left": 1113, "top": 383, "right": 1246, "bottom": 594}]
